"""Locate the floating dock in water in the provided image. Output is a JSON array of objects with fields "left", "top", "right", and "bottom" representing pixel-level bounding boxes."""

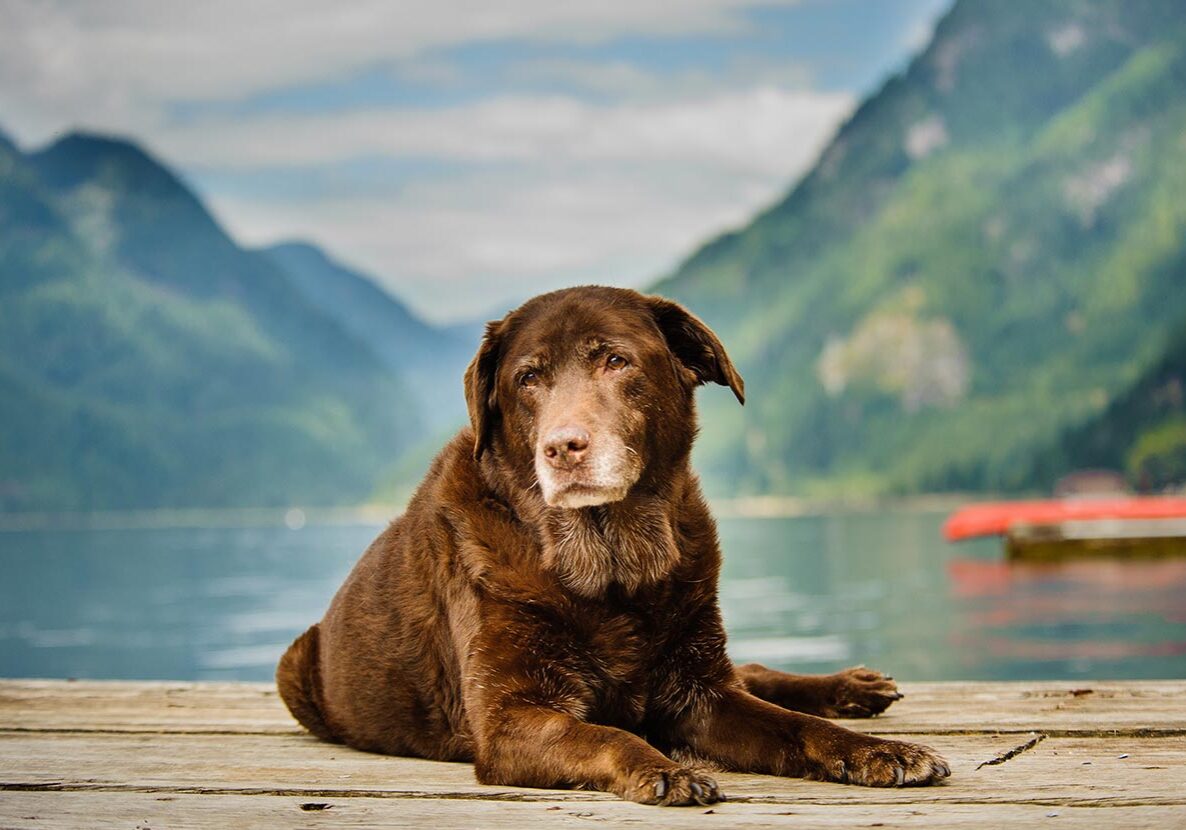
[{"left": 945, "top": 497, "right": 1186, "bottom": 561}]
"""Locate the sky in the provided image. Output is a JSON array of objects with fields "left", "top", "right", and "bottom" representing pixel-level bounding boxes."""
[{"left": 0, "top": 0, "right": 951, "bottom": 323}]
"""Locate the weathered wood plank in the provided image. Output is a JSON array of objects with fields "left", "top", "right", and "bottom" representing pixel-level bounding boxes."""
[
  {"left": 2, "top": 731, "right": 1182, "bottom": 808},
  {"left": 3, "top": 679, "right": 1183, "bottom": 735},
  {"left": 883, "top": 681, "right": 1186, "bottom": 735},
  {"left": 2, "top": 790, "right": 1182, "bottom": 830},
  {"left": 2, "top": 680, "right": 1184, "bottom": 828},
  {"left": 0, "top": 680, "right": 296, "bottom": 734}
]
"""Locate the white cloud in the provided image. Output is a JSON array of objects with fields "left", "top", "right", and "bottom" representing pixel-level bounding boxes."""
[
  {"left": 0, "top": 0, "right": 803, "bottom": 142},
  {"left": 208, "top": 165, "right": 765, "bottom": 321},
  {"left": 0, "top": 0, "right": 861, "bottom": 324},
  {"left": 501, "top": 55, "right": 817, "bottom": 100},
  {"left": 204, "top": 85, "right": 851, "bottom": 322},
  {"left": 154, "top": 86, "right": 850, "bottom": 176}
]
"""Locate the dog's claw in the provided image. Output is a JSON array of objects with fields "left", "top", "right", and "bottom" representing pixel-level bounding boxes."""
[
  {"left": 813, "top": 736, "right": 949, "bottom": 788},
  {"left": 696, "top": 777, "right": 721, "bottom": 805},
  {"left": 635, "top": 768, "right": 724, "bottom": 806}
]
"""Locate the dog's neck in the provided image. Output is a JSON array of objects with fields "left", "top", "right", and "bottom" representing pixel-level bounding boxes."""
[
  {"left": 538, "top": 491, "right": 684, "bottom": 598},
  {"left": 485, "top": 457, "right": 687, "bottom": 597}
]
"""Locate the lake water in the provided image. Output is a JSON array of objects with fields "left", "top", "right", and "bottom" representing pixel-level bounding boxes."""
[{"left": 2, "top": 509, "right": 1184, "bottom": 682}]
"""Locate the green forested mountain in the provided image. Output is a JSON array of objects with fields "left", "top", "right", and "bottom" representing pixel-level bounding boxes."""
[
  {"left": 261, "top": 242, "right": 474, "bottom": 430},
  {"left": 0, "top": 131, "right": 422, "bottom": 511},
  {"left": 1029, "top": 318, "right": 1186, "bottom": 492},
  {"left": 655, "top": 0, "right": 1186, "bottom": 496}
]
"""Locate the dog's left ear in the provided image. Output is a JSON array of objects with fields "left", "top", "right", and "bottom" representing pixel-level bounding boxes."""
[
  {"left": 647, "top": 296, "right": 745, "bottom": 404},
  {"left": 464, "top": 320, "right": 504, "bottom": 459}
]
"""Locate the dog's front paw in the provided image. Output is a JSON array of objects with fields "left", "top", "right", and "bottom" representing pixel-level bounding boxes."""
[
  {"left": 818, "top": 666, "right": 903, "bottom": 718},
  {"left": 808, "top": 735, "right": 950, "bottom": 787},
  {"left": 619, "top": 765, "right": 725, "bottom": 806}
]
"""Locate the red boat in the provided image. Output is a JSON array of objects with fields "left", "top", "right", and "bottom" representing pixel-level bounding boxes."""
[{"left": 943, "top": 496, "right": 1186, "bottom": 541}]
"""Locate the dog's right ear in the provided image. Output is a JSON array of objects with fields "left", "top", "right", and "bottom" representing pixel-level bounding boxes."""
[{"left": 464, "top": 320, "right": 503, "bottom": 460}]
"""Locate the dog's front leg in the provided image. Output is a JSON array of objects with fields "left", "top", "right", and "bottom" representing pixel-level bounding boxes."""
[
  {"left": 735, "top": 662, "right": 903, "bottom": 717},
  {"left": 471, "top": 703, "right": 723, "bottom": 805},
  {"left": 680, "top": 685, "right": 949, "bottom": 786},
  {"left": 462, "top": 619, "right": 724, "bottom": 806}
]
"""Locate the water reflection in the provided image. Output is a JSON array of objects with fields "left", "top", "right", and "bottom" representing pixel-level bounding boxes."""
[
  {"left": 946, "top": 557, "right": 1186, "bottom": 672},
  {"left": 0, "top": 523, "right": 373, "bottom": 681},
  {"left": 1, "top": 510, "right": 1183, "bottom": 681},
  {"left": 714, "top": 511, "right": 1186, "bottom": 680}
]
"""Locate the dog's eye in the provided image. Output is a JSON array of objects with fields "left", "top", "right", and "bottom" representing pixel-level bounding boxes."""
[
  {"left": 606, "top": 354, "right": 628, "bottom": 371},
  {"left": 519, "top": 371, "right": 540, "bottom": 388}
]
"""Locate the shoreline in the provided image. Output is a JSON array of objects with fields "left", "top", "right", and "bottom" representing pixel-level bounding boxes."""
[{"left": 0, "top": 493, "right": 989, "bottom": 532}]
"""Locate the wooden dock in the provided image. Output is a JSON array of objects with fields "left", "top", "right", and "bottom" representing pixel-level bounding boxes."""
[{"left": 2, "top": 679, "right": 1184, "bottom": 828}]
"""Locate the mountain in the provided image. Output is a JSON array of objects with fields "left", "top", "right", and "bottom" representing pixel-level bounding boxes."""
[
  {"left": 261, "top": 242, "right": 473, "bottom": 429},
  {"left": 1028, "top": 318, "right": 1186, "bottom": 492},
  {"left": 0, "top": 130, "right": 422, "bottom": 511},
  {"left": 654, "top": 0, "right": 1186, "bottom": 496}
]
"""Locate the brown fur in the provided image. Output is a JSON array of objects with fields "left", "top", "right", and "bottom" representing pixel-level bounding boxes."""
[{"left": 277, "top": 286, "right": 950, "bottom": 805}]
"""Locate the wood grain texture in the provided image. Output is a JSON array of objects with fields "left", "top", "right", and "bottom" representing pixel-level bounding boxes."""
[
  {"left": 4, "top": 679, "right": 1183, "bottom": 734},
  {"left": 2, "top": 732, "right": 1182, "bottom": 806},
  {"left": 3, "top": 791, "right": 1185, "bottom": 830},
  {"left": 1, "top": 680, "right": 1184, "bottom": 828}
]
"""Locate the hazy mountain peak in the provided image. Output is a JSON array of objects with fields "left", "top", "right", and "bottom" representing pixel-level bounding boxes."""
[
  {"left": 260, "top": 239, "right": 473, "bottom": 429},
  {"left": 261, "top": 239, "right": 417, "bottom": 319},
  {"left": 29, "top": 130, "right": 192, "bottom": 202},
  {"left": 0, "top": 129, "right": 424, "bottom": 511},
  {"left": 266, "top": 239, "right": 334, "bottom": 264}
]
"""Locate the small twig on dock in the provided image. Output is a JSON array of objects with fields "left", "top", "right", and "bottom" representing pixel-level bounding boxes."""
[{"left": 975, "top": 733, "right": 1047, "bottom": 770}]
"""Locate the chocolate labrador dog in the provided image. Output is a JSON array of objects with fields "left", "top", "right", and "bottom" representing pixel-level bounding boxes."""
[{"left": 277, "top": 286, "right": 950, "bottom": 805}]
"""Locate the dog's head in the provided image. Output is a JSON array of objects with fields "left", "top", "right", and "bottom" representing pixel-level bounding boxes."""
[{"left": 464, "top": 286, "right": 743, "bottom": 508}]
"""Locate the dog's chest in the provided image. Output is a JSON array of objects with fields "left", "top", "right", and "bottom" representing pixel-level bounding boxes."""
[{"left": 570, "top": 604, "right": 668, "bottom": 729}]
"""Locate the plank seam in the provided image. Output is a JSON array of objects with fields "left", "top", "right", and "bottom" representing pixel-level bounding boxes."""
[
  {"left": 5, "top": 726, "right": 1185, "bottom": 737},
  {"left": 3, "top": 782, "right": 1184, "bottom": 809}
]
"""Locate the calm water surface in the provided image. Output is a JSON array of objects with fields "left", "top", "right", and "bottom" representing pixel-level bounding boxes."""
[{"left": 2, "top": 510, "right": 1184, "bottom": 681}]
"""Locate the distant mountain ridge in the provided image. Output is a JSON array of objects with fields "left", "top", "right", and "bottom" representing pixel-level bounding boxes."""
[
  {"left": 654, "top": 0, "right": 1186, "bottom": 496},
  {"left": 261, "top": 242, "right": 473, "bottom": 430},
  {"left": 0, "top": 130, "right": 427, "bottom": 510}
]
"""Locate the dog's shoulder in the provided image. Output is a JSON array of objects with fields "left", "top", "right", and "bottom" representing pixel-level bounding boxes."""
[
  {"left": 404, "top": 428, "right": 497, "bottom": 517},
  {"left": 404, "top": 429, "right": 543, "bottom": 593}
]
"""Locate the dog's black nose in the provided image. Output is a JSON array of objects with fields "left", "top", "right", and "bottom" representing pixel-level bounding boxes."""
[{"left": 542, "top": 426, "right": 590, "bottom": 468}]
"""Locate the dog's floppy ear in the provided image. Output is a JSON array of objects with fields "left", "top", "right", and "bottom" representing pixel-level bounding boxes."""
[
  {"left": 647, "top": 296, "right": 745, "bottom": 404},
  {"left": 464, "top": 320, "right": 504, "bottom": 459}
]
